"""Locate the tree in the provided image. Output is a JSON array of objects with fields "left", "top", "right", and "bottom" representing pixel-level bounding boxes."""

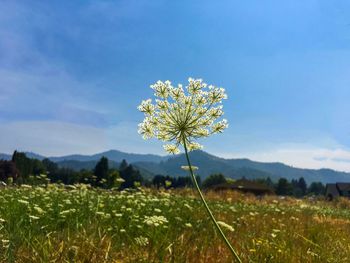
[
  {"left": 297, "top": 177, "right": 307, "bottom": 196},
  {"left": 12, "top": 151, "right": 32, "bottom": 181},
  {"left": 119, "top": 159, "right": 128, "bottom": 171},
  {"left": 275, "top": 178, "right": 293, "bottom": 196},
  {"left": 308, "top": 182, "right": 325, "bottom": 195},
  {"left": 202, "top": 173, "right": 226, "bottom": 189},
  {"left": 120, "top": 164, "right": 143, "bottom": 189},
  {"left": 94, "top": 157, "right": 109, "bottom": 187},
  {"left": 107, "top": 170, "right": 120, "bottom": 188},
  {"left": 0, "top": 160, "right": 19, "bottom": 182},
  {"left": 152, "top": 175, "right": 165, "bottom": 189}
]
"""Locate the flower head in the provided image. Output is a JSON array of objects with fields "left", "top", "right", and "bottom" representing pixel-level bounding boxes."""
[{"left": 138, "top": 78, "right": 228, "bottom": 154}]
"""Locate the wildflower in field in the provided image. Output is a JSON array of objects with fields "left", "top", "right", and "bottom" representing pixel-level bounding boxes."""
[
  {"left": 181, "top": 165, "right": 199, "bottom": 171},
  {"left": 185, "top": 223, "right": 193, "bottom": 228},
  {"left": 184, "top": 203, "right": 192, "bottom": 210},
  {"left": 18, "top": 199, "right": 29, "bottom": 205},
  {"left": 144, "top": 215, "right": 168, "bottom": 227},
  {"left": 1, "top": 239, "right": 10, "bottom": 248},
  {"left": 33, "top": 206, "right": 45, "bottom": 215},
  {"left": 135, "top": 236, "right": 149, "bottom": 246},
  {"left": 138, "top": 78, "right": 241, "bottom": 262},
  {"left": 60, "top": 209, "right": 76, "bottom": 217},
  {"left": 138, "top": 78, "right": 228, "bottom": 154},
  {"left": 217, "top": 221, "right": 235, "bottom": 232}
]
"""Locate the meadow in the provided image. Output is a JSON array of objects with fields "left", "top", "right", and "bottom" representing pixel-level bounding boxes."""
[{"left": 0, "top": 184, "right": 350, "bottom": 263}]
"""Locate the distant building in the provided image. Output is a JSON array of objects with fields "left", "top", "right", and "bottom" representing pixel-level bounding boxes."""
[
  {"left": 212, "top": 179, "right": 274, "bottom": 195},
  {"left": 325, "top": 183, "right": 350, "bottom": 200},
  {"left": 0, "top": 160, "right": 19, "bottom": 182}
]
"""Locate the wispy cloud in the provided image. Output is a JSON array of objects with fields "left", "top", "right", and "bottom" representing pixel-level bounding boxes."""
[{"left": 216, "top": 144, "right": 350, "bottom": 172}]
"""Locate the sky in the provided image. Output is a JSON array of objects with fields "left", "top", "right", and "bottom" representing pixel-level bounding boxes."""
[{"left": 0, "top": 0, "right": 350, "bottom": 172}]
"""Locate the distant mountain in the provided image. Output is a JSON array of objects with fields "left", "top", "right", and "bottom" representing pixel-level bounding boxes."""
[
  {"left": 1, "top": 149, "right": 350, "bottom": 184},
  {"left": 0, "top": 153, "right": 11, "bottom": 160},
  {"left": 133, "top": 151, "right": 350, "bottom": 184},
  {"left": 49, "top": 150, "right": 168, "bottom": 163},
  {"left": 56, "top": 159, "right": 155, "bottom": 180}
]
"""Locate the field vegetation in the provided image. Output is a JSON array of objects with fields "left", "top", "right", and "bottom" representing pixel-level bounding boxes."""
[{"left": 1, "top": 184, "right": 350, "bottom": 262}]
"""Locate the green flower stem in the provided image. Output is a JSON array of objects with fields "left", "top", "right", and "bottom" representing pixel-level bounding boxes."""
[{"left": 183, "top": 139, "right": 242, "bottom": 263}]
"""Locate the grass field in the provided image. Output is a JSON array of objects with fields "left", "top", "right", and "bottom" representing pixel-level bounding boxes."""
[{"left": 0, "top": 184, "right": 350, "bottom": 263}]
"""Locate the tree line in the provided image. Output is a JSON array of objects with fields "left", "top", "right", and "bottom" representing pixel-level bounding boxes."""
[
  {"left": 0, "top": 151, "right": 326, "bottom": 196},
  {"left": 0, "top": 151, "right": 143, "bottom": 189},
  {"left": 201, "top": 173, "right": 325, "bottom": 196}
]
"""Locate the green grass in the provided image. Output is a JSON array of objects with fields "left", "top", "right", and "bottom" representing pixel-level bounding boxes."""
[{"left": 0, "top": 184, "right": 350, "bottom": 262}]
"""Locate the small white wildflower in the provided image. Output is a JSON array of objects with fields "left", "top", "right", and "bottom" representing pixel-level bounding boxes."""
[
  {"left": 135, "top": 236, "right": 149, "bottom": 246},
  {"left": 184, "top": 203, "right": 192, "bottom": 210},
  {"left": 185, "top": 223, "right": 192, "bottom": 228},
  {"left": 144, "top": 215, "right": 168, "bottom": 227},
  {"left": 181, "top": 165, "right": 199, "bottom": 171},
  {"left": 116, "top": 178, "right": 125, "bottom": 183},
  {"left": 21, "top": 184, "right": 32, "bottom": 189},
  {"left": 217, "top": 221, "right": 235, "bottom": 232},
  {"left": 33, "top": 206, "right": 45, "bottom": 215},
  {"left": 18, "top": 199, "right": 29, "bottom": 205}
]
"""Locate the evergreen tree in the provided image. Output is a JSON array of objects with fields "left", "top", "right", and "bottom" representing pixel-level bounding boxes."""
[
  {"left": 120, "top": 164, "right": 143, "bottom": 189},
  {"left": 308, "top": 182, "right": 325, "bottom": 195},
  {"left": 202, "top": 173, "right": 226, "bottom": 189},
  {"left": 275, "top": 178, "right": 293, "bottom": 196},
  {"left": 119, "top": 159, "right": 128, "bottom": 171},
  {"left": 94, "top": 157, "right": 109, "bottom": 187},
  {"left": 12, "top": 151, "right": 32, "bottom": 181},
  {"left": 297, "top": 177, "right": 307, "bottom": 195}
]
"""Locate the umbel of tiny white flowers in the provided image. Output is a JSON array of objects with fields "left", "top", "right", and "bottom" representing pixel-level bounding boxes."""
[{"left": 137, "top": 78, "right": 228, "bottom": 155}]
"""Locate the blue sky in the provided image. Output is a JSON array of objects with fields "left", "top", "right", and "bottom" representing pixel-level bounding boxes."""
[{"left": 0, "top": 0, "right": 350, "bottom": 171}]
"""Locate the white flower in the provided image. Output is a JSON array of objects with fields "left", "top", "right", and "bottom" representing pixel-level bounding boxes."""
[
  {"left": 185, "top": 223, "right": 193, "bottom": 228},
  {"left": 138, "top": 78, "right": 228, "bottom": 154},
  {"left": 181, "top": 166, "right": 199, "bottom": 171},
  {"left": 135, "top": 236, "right": 149, "bottom": 246},
  {"left": 217, "top": 221, "right": 235, "bottom": 232},
  {"left": 144, "top": 215, "right": 168, "bottom": 227}
]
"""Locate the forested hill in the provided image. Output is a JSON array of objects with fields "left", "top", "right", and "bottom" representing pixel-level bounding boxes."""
[{"left": 1, "top": 150, "right": 350, "bottom": 184}]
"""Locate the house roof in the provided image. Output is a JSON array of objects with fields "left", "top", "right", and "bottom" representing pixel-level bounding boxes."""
[
  {"left": 213, "top": 179, "right": 274, "bottom": 193},
  {"left": 336, "top": 183, "right": 350, "bottom": 191},
  {"left": 326, "top": 183, "right": 339, "bottom": 195}
]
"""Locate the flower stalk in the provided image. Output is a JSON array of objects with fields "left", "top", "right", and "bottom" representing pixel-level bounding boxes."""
[
  {"left": 137, "top": 78, "right": 242, "bottom": 261},
  {"left": 183, "top": 138, "right": 242, "bottom": 263}
]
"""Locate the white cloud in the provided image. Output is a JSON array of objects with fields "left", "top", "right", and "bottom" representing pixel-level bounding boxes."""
[{"left": 216, "top": 144, "right": 350, "bottom": 172}]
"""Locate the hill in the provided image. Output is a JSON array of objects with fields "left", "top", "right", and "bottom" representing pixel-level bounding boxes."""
[
  {"left": 1, "top": 149, "right": 350, "bottom": 184},
  {"left": 134, "top": 151, "right": 350, "bottom": 183},
  {"left": 49, "top": 149, "right": 168, "bottom": 163}
]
